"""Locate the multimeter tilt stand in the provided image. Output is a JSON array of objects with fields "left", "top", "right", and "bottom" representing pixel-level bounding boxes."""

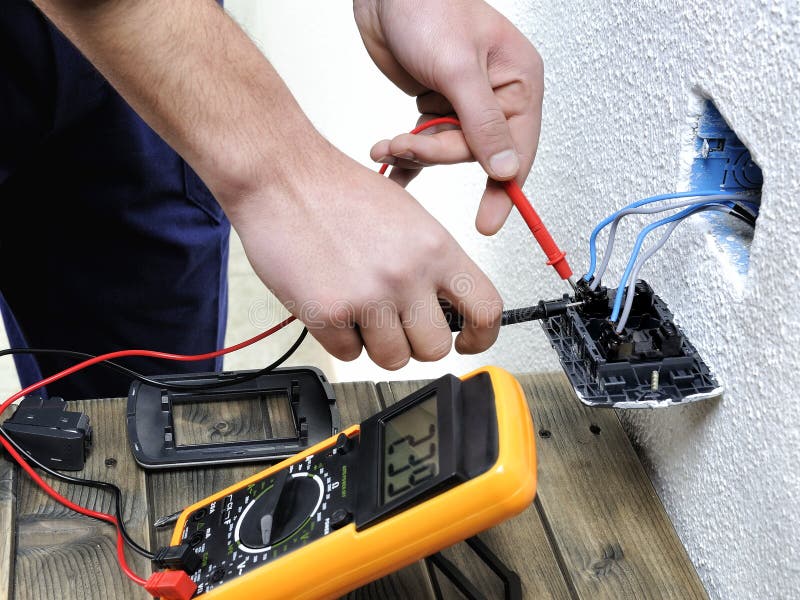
[{"left": 163, "top": 366, "right": 537, "bottom": 599}]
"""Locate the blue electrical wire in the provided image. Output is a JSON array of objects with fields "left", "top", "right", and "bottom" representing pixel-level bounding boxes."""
[
  {"left": 614, "top": 202, "right": 743, "bottom": 333},
  {"left": 583, "top": 190, "right": 745, "bottom": 282},
  {"left": 608, "top": 199, "right": 737, "bottom": 322}
]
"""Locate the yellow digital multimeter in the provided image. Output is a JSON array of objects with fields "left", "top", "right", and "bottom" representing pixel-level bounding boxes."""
[{"left": 166, "top": 366, "right": 536, "bottom": 599}]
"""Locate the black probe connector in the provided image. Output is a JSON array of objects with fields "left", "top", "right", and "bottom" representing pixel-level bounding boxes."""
[
  {"left": 152, "top": 543, "right": 201, "bottom": 575},
  {"left": 443, "top": 297, "right": 578, "bottom": 333}
]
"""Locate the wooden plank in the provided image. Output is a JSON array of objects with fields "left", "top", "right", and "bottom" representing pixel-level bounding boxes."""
[
  {"left": 519, "top": 372, "right": 707, "bottom": 600},
  {"left": 433, "top": 510, "right": 574, "bottom": 600},
  {"left": 0, "top": 456, "right": 17, "bottom": 600},
  {"left": 378, "top": 379, "right": 430, "bottom": 406},
  {"left": 171, "top": 390, "right": 295, "bottom": 446},
  {"left": 14, "top": 397, "right": 151, "bottom": 600},
  {"left": 15, "top": 516, "right": 140, "bottom": 599},
  {"left": 331, "top": 381, "right": 382, "bottom": 429},
  {"left": 384, "top": 379, "right": 572, "bottom": 600}
]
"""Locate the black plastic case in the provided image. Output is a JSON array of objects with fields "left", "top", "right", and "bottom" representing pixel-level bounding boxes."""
[{"left": 126, "top": 367, "right": 338, "bottom": 468}]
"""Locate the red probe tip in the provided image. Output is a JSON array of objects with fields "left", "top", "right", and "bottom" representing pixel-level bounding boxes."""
[{"left": 145, "top": 570, "right": 197, "bottom": 600}]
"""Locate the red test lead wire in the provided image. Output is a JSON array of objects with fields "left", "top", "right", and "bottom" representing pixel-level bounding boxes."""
[
  {"left": 0, "top": 315, "right": 297, "bottom": 592},
  {"left": 379, "top": 117, "right": 573, "bottom": 282}
]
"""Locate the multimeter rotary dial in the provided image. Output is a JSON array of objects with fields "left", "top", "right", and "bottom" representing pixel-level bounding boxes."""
[{"left": 235, "top": 470, "right": 325, "bottom": 551}]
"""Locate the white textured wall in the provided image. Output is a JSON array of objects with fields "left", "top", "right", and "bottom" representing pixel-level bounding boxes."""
[{"left": 227, "top": 2, "right": 800, "bottom": 598}]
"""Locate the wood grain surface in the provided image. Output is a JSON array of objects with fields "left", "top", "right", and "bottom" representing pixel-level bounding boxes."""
[
  {"left": 171, "top": 390, "right": 296, "bottom": 446},
  {"left": 519, "top": 372, "right": 708, "bottom": 600},
  {"left": 13, "top": 397, "right": 151, "bottom": 600},
  {"left": 0, "top": 454, "right": 16, "bottom": 599}
]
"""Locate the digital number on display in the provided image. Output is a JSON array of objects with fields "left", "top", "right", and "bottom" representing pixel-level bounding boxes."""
[{"left": 382, "top": 395, "right": 440, "bottom": 504}]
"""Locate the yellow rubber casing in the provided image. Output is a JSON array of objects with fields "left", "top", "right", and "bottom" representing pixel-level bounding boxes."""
[{"left": 168, "top": 365, "right": 536, "bottom": 600}]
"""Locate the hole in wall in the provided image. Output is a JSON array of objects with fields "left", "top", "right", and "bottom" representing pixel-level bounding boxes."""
[{"left": 681, "top": 96, "right": 762, "bottom": 286}]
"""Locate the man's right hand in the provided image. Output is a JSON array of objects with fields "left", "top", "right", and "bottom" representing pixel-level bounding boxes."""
[{"left": 227, "top": 141, "right": 502, "bottom": 369}]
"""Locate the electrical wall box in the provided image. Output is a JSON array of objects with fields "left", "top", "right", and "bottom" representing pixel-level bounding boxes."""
[
  {"left": 688, "top": 100, "right": 762, "bottom": 278},
  {"left": 541, "top": 280, "right": 721, "bottom": 408},
  {"left": 691, "top": 101, "right": 762, "bottom": 193}
]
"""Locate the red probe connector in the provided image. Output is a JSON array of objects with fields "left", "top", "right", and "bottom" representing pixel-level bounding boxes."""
[
  {"left": 379, "top": 117, "right": 573, "bottom": 282},
  {"left": 145, "top": 570, "right": 198, "bottom": 600}
]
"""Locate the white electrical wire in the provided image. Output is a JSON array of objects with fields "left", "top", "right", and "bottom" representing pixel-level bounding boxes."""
[{"left": 614, "top": 204, "right": 734, "bottom": 332}]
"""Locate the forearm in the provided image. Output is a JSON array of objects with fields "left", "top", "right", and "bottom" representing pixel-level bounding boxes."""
[{"left": 32, "top": 0, "right": 328, "bottom": 217}]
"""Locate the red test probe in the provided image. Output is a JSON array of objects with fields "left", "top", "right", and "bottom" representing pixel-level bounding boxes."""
[{"left": 379, "top": 117, "right": 575, "bottom": 287}]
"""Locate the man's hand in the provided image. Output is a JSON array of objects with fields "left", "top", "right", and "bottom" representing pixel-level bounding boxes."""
[
  {"left": 229, "top": 143, "right": 502, "bottom": 367},
  {"left": 354, "top": 0, "right": 544, "bottom": 235},
  {"left": 32, "top": 0, "right": 502, "bottom": 369}
]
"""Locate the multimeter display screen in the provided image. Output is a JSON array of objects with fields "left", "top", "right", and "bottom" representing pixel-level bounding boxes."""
[{"left": 382, "top": 394, "right": 439, "bottom": 504}]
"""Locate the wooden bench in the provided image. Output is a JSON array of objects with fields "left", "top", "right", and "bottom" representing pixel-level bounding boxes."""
[{"left": 0, "top": 372, "right": 707, "bottom": 599}]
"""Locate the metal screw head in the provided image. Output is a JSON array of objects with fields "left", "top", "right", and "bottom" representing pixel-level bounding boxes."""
[{"left": 104, "top": 457, "right": 117, "bottom": 467}]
